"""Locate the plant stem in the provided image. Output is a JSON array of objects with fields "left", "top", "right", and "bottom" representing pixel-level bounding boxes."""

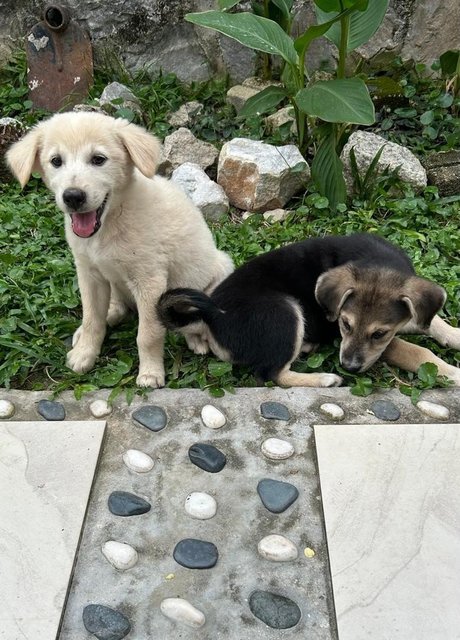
[{"left": 337, "top": 14, "right": 350, "bottom": 79}]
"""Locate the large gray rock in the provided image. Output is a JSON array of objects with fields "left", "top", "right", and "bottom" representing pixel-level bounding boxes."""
[
  {"left": 171, "top": 162, "right": 229, "bottom": 221},
  {"left": 159, "top": 128, "right": 219, "bottom": 176},
  {"left": 217, "top": 138, "right": 310, "bottom": 212},
  {"left": 340, "top": 131, "right": 427, "bottom": 194},
  {"left": 99, "top": 82, "right": 141, "bottom": 114}
]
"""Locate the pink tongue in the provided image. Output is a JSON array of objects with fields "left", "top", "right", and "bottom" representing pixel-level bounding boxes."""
[{"left": 71, "top": 211, "right": 97, "bottom": 238}]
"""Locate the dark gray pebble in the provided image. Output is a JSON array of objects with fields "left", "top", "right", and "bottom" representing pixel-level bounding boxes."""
[
  {"left": 257, "top": 478, "right": 299, "bottom": 513},
  {"left": 188, "top": 443, "right": 226, "bottom": 473},
  {"left": 108, "top": 491, "right": 151, "bottom": 516},
  {"left": 173, "top": 538, "right": 218, "bottom": 569},
  {"left": 371, "top": 400, "right": 401, "bottom": 421},
  {"left": 37, "top": 399, "right": 65, "bottom": 421},
  {"left": 132, "top": 405, "right": 167, "bottom": 431},
  {"left": 249, "top": 590, "right": 301, "bottom": 629},
  {"left": 260, "top": 401, "right": 290, "bottom": 421},
  {"left": 83, "top": 604, "right": 131, "bottom": 640}
]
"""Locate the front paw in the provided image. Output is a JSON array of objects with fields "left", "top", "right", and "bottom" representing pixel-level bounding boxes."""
[
  {"left": 186, "top": 334, "right": 209, "bottom": 355},
  {"left": 67, "top": 345, "right": 98, "bottom": 373},
  {"left": 136, "top": 368, "right": 165, "bottom": 388},
  {"left": 319, "top": 373, "right": 343, "bottom": 387},
  {"left": 72, "top": 325, "right": 83, "bottom": 347}
]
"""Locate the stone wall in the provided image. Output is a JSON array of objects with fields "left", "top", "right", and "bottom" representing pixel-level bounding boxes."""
[{"left": 0, "top": 0, "right": 459, "bottom": 83}]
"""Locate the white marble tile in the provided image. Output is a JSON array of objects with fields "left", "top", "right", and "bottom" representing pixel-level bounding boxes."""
[
  {"left": 315, "top": 423, "right": 460, "bottom": 640},
  {"left": 0, "top": 421, "right": 105, "bottom": 640}
]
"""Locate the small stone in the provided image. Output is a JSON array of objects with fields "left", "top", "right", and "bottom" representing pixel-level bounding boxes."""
[
  {"left": 82, "top": 604, "right": 131, "bottom": 640},
  {"left": 319, "top": 403, "right": 344, "bottom": 420},
  {"left": 260, "top": 401, "right": 291, "bottom": 421},
  {"left": 201, "top": 404, "right": 227, "bottom": 429},
  {"left": 90, "top": 399, "right": 112, "bottom": 418},
  {"left": 101, "top": 541, "right": 139, "bottom": 571},
  {"left": 261, "top": 438, "right": 295, "bottom": 460},
  {"left": 185, "top": 492, "right": 217, "bottom": 520},
  {"left": 249, "top": 590, "right": 301, "bottom": 629},
  {"left": 122, "top": 449, "right": 154, "bottom": 473},
  {"left": 160, "top": 597, "right": 206, "bottom": 628},
  {"left": 258, "top": 535, "right": 298, "bottom": 562},
  {"left": 257, "top": 478, "right": 299, "bottom": 513},
  {"left": 173, "top": 538, "right": 218, "bottom": 569},
  {"left": 108, "top": 491, "right": 151, "bottom": 516},
  {"left": 37, "top": 399, "right": 65, "bottom": 421},
  {"left": 165, "top": 573, "right": 175, "bottom": 580},
  {"left": 370, "top": 399, "right": 401, "bottom": 421},
  {"left": 188, "top": 443, "right": 226, "bottom": 473},
  {"left": 168, "top": 100, "right": 203, "bottom": 127},
  {"left": 304, "top": 547, "right": 316, "bottom": 558},
  {"left": 0, "top": 399, "right": 15, "bottom": 418},
  {"left": 132, "top": 405, "right": 167, "bottom": 432},
  {"left": 416, "top": 400, "right": 450, "bottom": 420},
  {"left": 262, "top": 208, "right": 289, "bottom": 223},
  {"left": 171, "top": 163, "right": 229, "bottom": 221}
]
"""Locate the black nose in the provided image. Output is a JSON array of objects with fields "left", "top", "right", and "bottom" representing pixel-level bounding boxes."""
[
  {"left": 344, "top": 363, "right": 362, "bottom": 373},
  {"left": 63, "top": 188, "right": 86, "bottom": 210}
]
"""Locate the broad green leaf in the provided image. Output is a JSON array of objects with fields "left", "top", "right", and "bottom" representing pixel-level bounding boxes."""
[
  {"left": 296, "top": 78, "right": 375, "bottom": 124},
  {"left": 439, "top": 50, "right": 460, "bottom": 76},
  {"left": 417, "top": 362, "right": 439, "bottom": 385},
  {"left": 314, "top": 0, "right": 341, "bottom": 10},
  {"left": 316, "top": 0, "right": 388, "bottom": 52},
  {"left": 185, "top": 11, "right": 298, "bottom": 65},
  {"left": 311, "top": 124, "right": 346, "bottom": 209},
  {"left": 239, "top": 85, "right": 287, "bottom": 117},
  {"left": 218, "top": 0, "right": 241, "bottom": 9},
  {"left": 270, "top": 0, "right": 294, "bottom": 21},
  {"left": 208, "top": 361, "right": 233, "bottom": 377}
]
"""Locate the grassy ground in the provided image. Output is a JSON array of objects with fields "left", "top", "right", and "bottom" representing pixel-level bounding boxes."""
[{"left": 1, "top": 53, "right": 459, "bottom": 402}]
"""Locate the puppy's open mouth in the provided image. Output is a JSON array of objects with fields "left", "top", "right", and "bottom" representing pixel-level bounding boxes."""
[{"left": 70, "top": 195, "right": 108, "bottom": 238}]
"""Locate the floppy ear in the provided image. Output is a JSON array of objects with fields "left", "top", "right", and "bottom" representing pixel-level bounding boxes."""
[
  {"left": 315, "top": 265, "right": 356, "bottom": 321},
  {"left": 116, "top": 120, "right": 161, "bottom": 178},
  {"left": 401, "top": 277, "right": 446, "bottom": 330},
  {"left": 6, "top": 127, "right": 43, "bottom": 187}
]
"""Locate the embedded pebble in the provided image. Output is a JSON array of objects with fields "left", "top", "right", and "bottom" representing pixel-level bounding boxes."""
[
  {"left": 258, "top": 534, "right": 298, "bottom": 562},
  {"left": 257, "top": 478, "right": 299, "bottom": 513},
  {"left": 0, "top": 399, "right": 15, "bottom": 418},
  {"left": 173, "top": 538, "right": 218, "bottom": 569},
  {"left": 188, "top": 442, "right": 226, "bottom": 473},
  {"left": 319, "top": 402, "right": 344, "bottom": 420},
  {"left": 249, "top": 590, "right": 301, "bottom": 629},
  {"left": 185, "top": 492, "right": 217, "bottom": 520},
  {"left": 260, "top": 401, "right": 291, "bottom": 421},
  {"left": 304, "top": 547, "right": 316, "bottom": 558},
  {"left": 101, "top": 541, "right": 139, "bottom": 571},
  {"left": 37, "top": 399, "right": 65, "bottom": 421},
  {"left": 132, "top": 405, "right": 167, "bottom": 431},
  {"left": 416, "top": 400, "right": 450, "bottom": 420},
  {"left": 82, "top": 604, "right": 131, "bottom": 640},
  {"left": 261, "top": 437, "right": 294, "bottom": 460},
  {"left": 371, "top": 399, "right": 401, "bottom": 421},
  {"left": 90, "top": 399, "right": 112, "bottom": 418},
  {"left": 201, "top": 404, "right": 226, "bottom": 429},
  {"left": 108, "top": 491, "right": 151, "bottom": 516},
  {"left": 122, "top": 449, "right": 154, "bottom": 473},
  {"left": 160, "top": 597, "right": 206, "bottom": 628}
]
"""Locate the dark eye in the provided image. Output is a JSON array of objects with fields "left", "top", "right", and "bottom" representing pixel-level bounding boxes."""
[
  {"left": 342, "top": 319, "right": 351, "bottom": 332},
  {"left": 91, "top": 155, "right": 107, "bottom": 166},
  {"left": 51, "top": 155, "right": 62, "bottom": 168},
  {"left": 371, "top": 330, "right": 387, "bottom": 340}
]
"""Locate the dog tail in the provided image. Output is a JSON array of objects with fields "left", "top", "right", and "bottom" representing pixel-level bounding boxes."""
[{"left": 157, "top": 288, "right": 222, "bottom": 329}]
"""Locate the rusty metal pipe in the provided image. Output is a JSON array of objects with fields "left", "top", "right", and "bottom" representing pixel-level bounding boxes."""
[{"left": 43, "top": 5, "right": 70, "bottom": 32}]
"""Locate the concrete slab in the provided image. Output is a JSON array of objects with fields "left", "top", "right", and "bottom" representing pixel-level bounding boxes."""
[{"left": 0, "top": 421, "right": 106, "bottom": 640}]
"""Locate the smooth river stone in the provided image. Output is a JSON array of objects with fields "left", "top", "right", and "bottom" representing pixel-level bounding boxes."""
[
  {"left": 37, "top": 399, "right": 65, "bottom": 421},
  {"left": 416, "top": 400, "right": 450, "bottom": 420},
  {"left": 261, "top": 438, "right": 294, "bottom": 460},
  {"left": 260, "top": 401, "right": 291, "bottom": 421},
  {"left": 108, "top": 491, "right": 151, "bottom": 516},
  {"left": 188, "top": 443, "right": 226, "bottom": 473},
  {"left": 132, "top": 405, "right": 167, "bottom": 431},
  {"left": 122, "top": 449, "right": 154, "bottom": 473},
  {"left": 257, "top": 478, "right": 299, "bottom": 513},
  {"left": 160, "top": 597, "right": 206, "bottom": 628},
  {"left": 83, "top": 604, "right": 131, "bottom": 640},
  {"left": 0, "top": 399, "right": 14, "bottom": 418},
  {"left": 185, "top": 492, "right": 217, "bottom": 520},
  {"left": 371, "top": 399, "right": 401, "bottom": 421},
  {"left": 258, "top": 534, "right": 298, "bottom": 561},
  {"left": 173, "top": 538, "right": 218, "bottom": 569},
  {"left": 249, "top": 590, "right": 301, "bottom": 629},
  {"left": 102, "top": 541, "right": 139, "bottom": 571},
  {"left": 90, "top": 399, "right": 112, "bottom": 418},
  {"left": 201, "top": 404, "right": 226, "bottom": 429},
  {"left": 319, "top": 402, "right": 344, "bottom": 420}
]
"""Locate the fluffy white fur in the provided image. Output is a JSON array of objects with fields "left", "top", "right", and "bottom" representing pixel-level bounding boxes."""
[{"left": 7, "top": 112, "right": 233, "bottom": 387}]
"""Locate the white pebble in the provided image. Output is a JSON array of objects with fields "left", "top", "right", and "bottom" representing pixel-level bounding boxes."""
[
  {"left": 261, "top": 437, "right": 295, "bottom": 460},
  {"left": 161, "top": 597, "right": 205, "bottom": 628},
  {"left": 320, "top": 403, "right": 344, "bottom": 420},
  {"left": 0, "top": 399, "right": 15, "bottom": 418},
  {"left": 201, "top": 404, "right": 226, "bottom": 429},
  {"left": 416, "top": 400, "right": 450, "bottom": 420},
  {"left": 122, "top": 449, "right": 154, "bottom": 473},
  {"left": 101, "top": 541, "right": 138, "bottom": 570},
  {"left": 185, "top": 492, "right": 217, "bottom": 520},
  {"left": 258, "top": 534, "right": 298, "bottom": 562},
  {"left": 90, "top": 399, "right": 112, "bottom": 418}
]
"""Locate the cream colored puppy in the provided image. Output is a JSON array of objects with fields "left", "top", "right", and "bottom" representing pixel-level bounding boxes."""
[{"left": 7, "top": 112, "right": 233, "bottom": 387}]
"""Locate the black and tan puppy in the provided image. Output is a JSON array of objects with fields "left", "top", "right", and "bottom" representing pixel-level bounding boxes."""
[{"left": 157, "top": 233, "right": 460, "bottom": 387}]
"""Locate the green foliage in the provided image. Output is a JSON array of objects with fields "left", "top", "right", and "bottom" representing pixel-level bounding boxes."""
[{"left": 295, "top": 78, "right": 375, "bottom": 124}]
